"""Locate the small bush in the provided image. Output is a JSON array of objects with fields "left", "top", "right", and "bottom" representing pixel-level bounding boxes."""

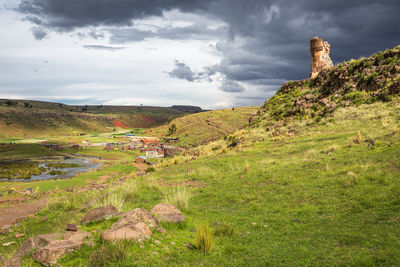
[
  {"left": 89, "top": 241, "right": 129, "bottom": 267},
  {"left": 168, "top": 123, "right": 177, "bottom": 135},
  {"left": 163, "top": 186, "right": 192, "bottom": 211},
  {"left": 244, "top": 160, "right": 250, "bottom": 172},
  {"left": 194, "top": 223, "right": 212, "bottom": 254},
  {"left": 146, "top": 167, "right": 155, "bottom": 173},
  {"left": 214, "top": 223, "right": 235, "bottom": 237},
  {"left": 353, "top": 131, "right": 363, "bottom": 144}
]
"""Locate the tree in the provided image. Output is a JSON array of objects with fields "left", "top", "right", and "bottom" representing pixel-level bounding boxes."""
[{"left": 168, "top": 123, "right": 177, "bottom": 135}]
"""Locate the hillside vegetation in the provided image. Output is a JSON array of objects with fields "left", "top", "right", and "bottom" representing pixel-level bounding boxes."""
[
  {"left": 0, "top": 100, "right": 192, "bottom": 138},
  {"left": 0, "top": 46, "right": 400, "bottom": 266},
  {"left": 150, "top": 106, "right": 259, "bottom": 146}
]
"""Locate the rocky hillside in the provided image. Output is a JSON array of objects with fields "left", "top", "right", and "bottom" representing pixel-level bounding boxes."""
[{"left": 252, "top": 45, "right": 400, "bottom": 127}]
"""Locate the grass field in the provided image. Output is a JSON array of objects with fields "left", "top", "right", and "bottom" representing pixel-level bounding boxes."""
[
  {"left": 1, "top": 99, "right": 399, "bottom": 266},
  {"left": 150, "top": 106, "right": 259, "bottom": 147}
]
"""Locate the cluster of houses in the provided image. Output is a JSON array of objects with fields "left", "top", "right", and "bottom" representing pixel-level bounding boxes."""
[
  {"left": 38, "top": 134, "right": 180, "bottom": 163},
  {"left": 101, "top": 135, "right": 180, "bottom": 163}
]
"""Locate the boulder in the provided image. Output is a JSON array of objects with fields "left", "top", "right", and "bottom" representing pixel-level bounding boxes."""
[
  {"left": 80, "top": 205, "right": 118, "bottom": 224},
  {"left": 111, "top": 208, "right": 158, "bottom": 229},
  {"left": 32, "top": 231, "right": 93, "bottom": 267},
  {"left": 66, "top": 224, "right": 78, "bottom": 232},
  {"left": 14, "top": 233, "right": 62, "bottom": 258},
  {"left": 101, "top": 222, "right": 152, "bottom": 241},
  {"left": 32, "top": 240, "right": 80, "bottom": 266},
  {"left": 150, "top": 204, "right": 186, "bottom": 223}
]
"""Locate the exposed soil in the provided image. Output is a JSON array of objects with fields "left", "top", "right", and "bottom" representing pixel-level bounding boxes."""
[{"left": 0, "top": 199, "right": 47, "bottom": 230}]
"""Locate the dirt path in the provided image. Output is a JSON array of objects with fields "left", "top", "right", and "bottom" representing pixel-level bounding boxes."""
[
  {"left": 0, "top": 199, "right": 47, "bottom": 230},
  {"left": 132, "top": 163, "right": 148, "bottom": 171}
]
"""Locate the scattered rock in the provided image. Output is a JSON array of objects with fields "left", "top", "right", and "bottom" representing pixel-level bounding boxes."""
[
  {"left": 184, "top": 243, "right": 194, "bottom": 249},
  {"left": 151, "top": 251, "right": 158, "bottom": 256},
  {"left": 65, "top": 188, "right": 74, "bottom": 192},
  {"left": 162, "top": 246, "right": 169, "bottom": 250},
  {"left": 15, "top": 233, "right": 24, "bottom": 238},
  {"left": 2, "top": 242, "right": 15, "bottom": 247},
  {"left": 155, "top": 227, "right": 167, "bottom": 234},
  {"left": 170, "top": 241, "right": 176, "bottom": 245},
  {"left": 14, "top": 233, "right": 62, "bottom": 258},
  {"left": 251, "top": 222, "right": 257, "bottom": 226},
  {"left": 101, "top": 222, "right": 152, "bottom": 241},
  {"left": 150, "top": 204, "right": 185, "bottom": 223},
  {"left": 140, "top": 245, "right": 145, "bottom": 249},
  {"left": 111, "top": 208, "right": 158, "bottom": 229},
  {"left": 0, "top": 229, "right": 9, "bottom": 235},
  {"left": 1, "top": 257, "right": 21, "bottom": 267},
  {"left": 80, "top": 205, "right": 118, "bottom": 224},
  {"left": 154, "top": 240, "right": 161, "bottom": 245},
  {"left": 66, "top": 224, "right": 78, "bottom": 232},
  {"left": 246, "top": 232, "right": 251, "bottom": 235},
  {"left": 32, "top": 231, "right": 93, "bottom": 267},
  {"left": 39, "top": 216, "right": 48, "bottom": 222}
]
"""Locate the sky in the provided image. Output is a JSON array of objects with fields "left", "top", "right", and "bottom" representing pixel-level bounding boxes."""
[{"left": 0, "top": 0, "right": 399, "bottom": 109}]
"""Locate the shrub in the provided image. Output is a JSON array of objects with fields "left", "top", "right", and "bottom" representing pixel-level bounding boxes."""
[
  {"left": 353, "top": 131, "right": 363, "bottom": 144},
  {"left": 244, "top": 160, "right": 250, "bottom": 172},
  {"left": 146, "top": 167, "right": 155, "bottom": 173},
  {"left": 168, "top": 123, "right": 177, "bottom": 135},
  {"left": 163, "top": 186, "right": 192, "bottom": 211},
  {"left": 214, "top": 223, "right": 235, "bottom": 237},
  {"left": 194, "top": 223, "right": 212, "bottom": 254}
]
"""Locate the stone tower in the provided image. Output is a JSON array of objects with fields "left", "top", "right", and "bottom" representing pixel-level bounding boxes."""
[{"left": 310, "top": 36, "right": 333, "bottom": 78}]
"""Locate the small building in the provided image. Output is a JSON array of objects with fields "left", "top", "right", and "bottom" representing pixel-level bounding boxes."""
[
  {"left": 163, "top": 146, "right": 180, "bottom": 157},
  {"left": 72, "top": 144, "right": 80, "bottom": 149}
]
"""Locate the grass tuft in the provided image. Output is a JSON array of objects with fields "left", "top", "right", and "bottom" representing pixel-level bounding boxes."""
[
  {"left": 163, "top": 186, "right": 192, "bottom": 211},
  {"left": 194, "top": 223, "right": 212, "bottom": 254}
]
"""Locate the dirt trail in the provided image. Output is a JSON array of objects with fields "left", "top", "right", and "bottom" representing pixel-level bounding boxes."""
[{"left": 0, "top": 199, "right": 47, "bottom": 230}]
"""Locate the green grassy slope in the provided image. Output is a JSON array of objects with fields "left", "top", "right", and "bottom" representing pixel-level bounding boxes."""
[
  {"left": 150, "top": 106, "right": 259, "bottom": 147},
  {"left": 1, "top": 100, "right": 399, "bottom": 266}
]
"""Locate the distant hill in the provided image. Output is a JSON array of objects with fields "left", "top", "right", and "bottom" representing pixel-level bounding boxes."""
[
  {"left": 0, "top": 100, "right": 198, "bottom": 138},
  {"left": 171, "top": 105, "right": 203, "bottom": 113},
  {"left": 150, "top": 106, "right": 259, "bottom": 147}
]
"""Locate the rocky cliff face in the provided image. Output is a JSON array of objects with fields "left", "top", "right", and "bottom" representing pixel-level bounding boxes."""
[{"left": 253, "top": 45, "right": 400, "bottom": 125}]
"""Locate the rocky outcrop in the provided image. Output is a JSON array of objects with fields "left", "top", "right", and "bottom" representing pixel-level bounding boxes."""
[
  {"left": 310, "top": 36, "right": 333, "bottom": 78},
  {"left": 80, "top": 205, "right": 118, "bottom": 224},
  {"left": 150, "top": 204, "right": 186, "bottom": 223}
]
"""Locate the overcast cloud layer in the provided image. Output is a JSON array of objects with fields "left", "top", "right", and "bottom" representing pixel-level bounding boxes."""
[{"left": 0, "top": 0, "right": 399, "bottom": 108}]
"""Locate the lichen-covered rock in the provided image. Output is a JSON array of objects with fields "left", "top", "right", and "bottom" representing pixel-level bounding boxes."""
[
  {"left": 150, "top": 204, "right": 186, "bottom": 223},
  {"left": 80, "top": 205, "right": 118, "bottom": 224},
  {"left": 14, "top": 233, "right": 62, "bottom": 258},
  {"left": 111, "top": 208, "right": 158, "bottom": 229},
  {"left": 101, "top": 222, "right": 152, "bottom": 241},
  {"left": 32, "top": 231, "right": 93, "bottom": 266}
]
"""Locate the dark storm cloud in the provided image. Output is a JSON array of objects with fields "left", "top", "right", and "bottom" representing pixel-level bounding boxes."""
[
  {"left": 16, "top": 0, "right": 400, "bottom": 103},
  {"left": 17, "top": 0, "right": 214, "bottom": 31},
  {"left": 83, "top": 45, "right": 125, "bottom": 51}
]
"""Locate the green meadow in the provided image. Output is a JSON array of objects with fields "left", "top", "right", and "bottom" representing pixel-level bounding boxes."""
[{"left": 1, "top": 99, "right": 399, "bottom": 266}]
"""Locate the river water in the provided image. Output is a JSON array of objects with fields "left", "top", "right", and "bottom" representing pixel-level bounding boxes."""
[{"left": 0, "top": 155, "right": 102, "bottom": 181}]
